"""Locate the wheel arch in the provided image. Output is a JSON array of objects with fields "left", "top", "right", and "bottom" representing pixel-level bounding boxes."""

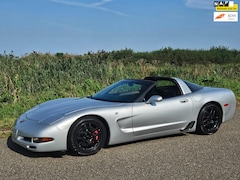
[{"left": 67, "top": 115, "right": 111, "bottom": 149}]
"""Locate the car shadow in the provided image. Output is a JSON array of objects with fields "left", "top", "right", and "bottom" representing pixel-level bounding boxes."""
[
  {"left": 7, "top": 133, "right": 190, "bottom": 158},
  {"left": 7, "top": 136, "right": 67, "bottom": 158}
]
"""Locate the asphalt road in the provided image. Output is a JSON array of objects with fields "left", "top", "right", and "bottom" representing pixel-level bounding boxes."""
[{"left": 0, "top": 110, "right": 239, "bottom": 180}]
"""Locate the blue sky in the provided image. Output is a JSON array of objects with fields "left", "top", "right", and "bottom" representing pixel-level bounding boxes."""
[{"left": 0, "top": 0, "right": 239, "bottom": 56}]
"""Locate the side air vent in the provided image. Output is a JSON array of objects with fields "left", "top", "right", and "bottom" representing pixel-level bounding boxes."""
[{"left": 180, "top": 121, "right": 195, "bottom": 132}]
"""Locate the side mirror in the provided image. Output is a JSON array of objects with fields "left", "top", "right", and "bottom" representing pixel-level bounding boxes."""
[{"left": 146, "top": 95, "right": 163, "bottom": 104}]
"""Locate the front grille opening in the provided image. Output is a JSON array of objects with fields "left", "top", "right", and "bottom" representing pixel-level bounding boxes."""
[
  {"left": 28, "top": 146, "right": 37, "bottom": 149},
  {"left": 23, "top": 137, "right": 32, "bottom": 142}
]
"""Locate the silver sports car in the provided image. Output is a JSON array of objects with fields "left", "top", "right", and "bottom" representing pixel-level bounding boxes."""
[{"left": 12, "top": 77, "right": 236, "bottom": 156}]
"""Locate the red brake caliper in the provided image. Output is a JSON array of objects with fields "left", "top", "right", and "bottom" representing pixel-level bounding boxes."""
[{"left": 93, "top": 130, "right": 99, "bottom": 142}]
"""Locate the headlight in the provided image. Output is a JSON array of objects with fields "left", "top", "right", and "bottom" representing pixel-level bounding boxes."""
[{"left": 39, "top": 114, "right": 65, "bottom": 125}]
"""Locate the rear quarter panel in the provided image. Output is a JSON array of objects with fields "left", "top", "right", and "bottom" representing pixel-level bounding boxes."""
[{"left": 190, "top": 87, "right": 236, "bottom": 124}]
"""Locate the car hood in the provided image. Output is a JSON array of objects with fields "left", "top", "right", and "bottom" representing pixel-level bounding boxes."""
[{"left": 26, "top": 97, "right": 122, "bottom": 123}]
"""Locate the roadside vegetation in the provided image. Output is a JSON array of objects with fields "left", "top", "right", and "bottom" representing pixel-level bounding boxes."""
[{"left": 0, "top": 46, "right": 239, "bottom": 137}]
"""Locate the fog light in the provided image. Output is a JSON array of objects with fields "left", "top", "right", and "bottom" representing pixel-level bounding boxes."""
[{"left": 33, "top": 137, "right": 54, "bottom": 143}]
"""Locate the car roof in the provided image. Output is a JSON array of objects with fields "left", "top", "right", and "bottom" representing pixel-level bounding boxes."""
[{"left": 144, "top": 76, "right": 174, "bottom": 81}]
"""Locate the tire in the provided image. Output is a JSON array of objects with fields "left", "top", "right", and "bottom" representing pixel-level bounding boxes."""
[
  {"left": 68, "top": 117, "right": 107, "bottom": 156},
  {"left": 196, "top": 103, "right": 222, "bottom": 135}
]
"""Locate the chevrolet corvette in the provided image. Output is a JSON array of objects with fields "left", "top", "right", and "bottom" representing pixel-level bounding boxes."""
[{"left": 12, "top": 77, "right": 236, "bottom": 155}]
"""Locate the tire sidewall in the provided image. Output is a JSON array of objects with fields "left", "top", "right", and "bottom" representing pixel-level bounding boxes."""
[
  {"left": 197, "top": 104, "right": 222, "bottom": 135},
  {"left": 68, "top": 117, "right": 107, "bottom": 156}
]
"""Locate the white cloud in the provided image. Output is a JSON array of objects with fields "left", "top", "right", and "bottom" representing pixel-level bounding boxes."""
[
  {"left": 185, "top": 0, "right": 214, "bottom": 10},
  {"left": 91, "top": 0, "right": 113, "bottom": 6},
  {"left": 49, "top": 0, "right": 130, "bottom": 16}
]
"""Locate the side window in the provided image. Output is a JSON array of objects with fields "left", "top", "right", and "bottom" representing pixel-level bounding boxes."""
[
  {"left": 155, "top": 80, "right": 181, "bottom": 98},
  {"left": 145, "top": 79, "right": 181, "bottom": 100}
]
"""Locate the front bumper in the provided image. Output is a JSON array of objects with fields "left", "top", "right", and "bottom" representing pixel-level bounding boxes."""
[{"left": 12, "top": 117, "right": 68, "bottom": 152}]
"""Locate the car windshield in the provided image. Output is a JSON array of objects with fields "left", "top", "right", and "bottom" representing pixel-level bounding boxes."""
[{"left": 91, "top": 80, "right": 155, "bottom": 103}]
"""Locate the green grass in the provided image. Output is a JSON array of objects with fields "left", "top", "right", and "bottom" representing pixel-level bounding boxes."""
[{"left": 0, "top": 47, "right": 240, "bottom": 137}]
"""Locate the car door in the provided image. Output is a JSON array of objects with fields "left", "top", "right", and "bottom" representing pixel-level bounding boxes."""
[{"left": 132, "top": 94, "right": 193, "bottom": 137}]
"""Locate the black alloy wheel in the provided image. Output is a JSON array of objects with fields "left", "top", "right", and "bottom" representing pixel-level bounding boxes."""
[
  {"left": 68, "top": 117, "right": 107, "bottom": 156},
  {"left": 197, "top": 103, "right": 222, "bottom": 135}
]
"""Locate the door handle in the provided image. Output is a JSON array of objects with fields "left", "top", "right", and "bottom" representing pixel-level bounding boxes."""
[{"left": 180, "top": 99, "right": 188, "bottom": 103}]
